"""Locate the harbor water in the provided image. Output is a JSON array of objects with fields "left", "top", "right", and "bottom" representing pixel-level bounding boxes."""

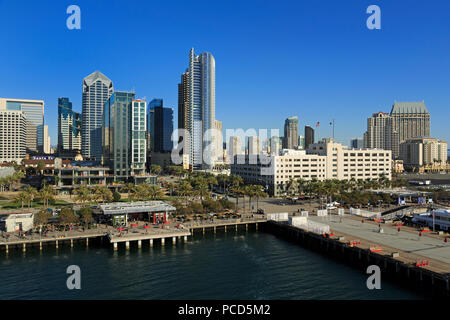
[{"left": 0, "top": 230, "right": 423, "bottom": 299}]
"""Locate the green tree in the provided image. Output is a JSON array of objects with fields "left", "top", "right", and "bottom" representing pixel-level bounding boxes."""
[
  {"left": 35, "top": 209, "right": 51, "bottom": 228},
  {"left": 23, "top": 186, "right": 38, "bottom": 208},
  {"left": 58, "top": 207, "right": 78, "bottom": 225},
  {"left": 14, "top": 191, "right": 28, "bottom": 209},
  {"left": 79, "top": 206, "right": 94, "bottom": 226},
  {"left": 150, "top": 164, "right": 162, "bottom": 175},
  {"left": 39, "top": 184, "right": 55, "bottom": 208},
  {"left": 74, "top": 186, "right": 91, "bottom": 204},
  {"left": 121, "top": 183, "right": 136, "bottom": 202}
]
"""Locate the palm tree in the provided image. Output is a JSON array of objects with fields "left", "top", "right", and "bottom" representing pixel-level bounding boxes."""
[
  {"left": 121, "top": 183, "right": 136, "bottom": 202},
  {"left": 94, "top": 186, "right": 113, "bottom": 204},
  {"left": 150, "top": 165, "right": 162, "bottom": 175},
  {"left": 14, "top": 192, "right": 28, "bottom": 209},
  {"left": 40, "top": 184, "right": 56, "bottom": 208},
  {"left": 23, "top": 186, "right": 38, "bottom": 208},
  {"left": 231, "top": 186, "right": 245, "bottom": 213},
  {"left": 74, "top": 186, "right": 91, "bottom": 204},
  {"left": 253, "top": 186, "right": 267, "bottom": 210},
  {"left": 178, "top": 181, "right": 193, "bottom": 204},
  {"left": 148, "top": 185, "right": 164, "bottom": 199}
]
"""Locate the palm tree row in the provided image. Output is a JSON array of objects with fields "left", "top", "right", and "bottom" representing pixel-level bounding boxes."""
[{"left": 0, "top": 171, "right": 25, "bottom": 192}]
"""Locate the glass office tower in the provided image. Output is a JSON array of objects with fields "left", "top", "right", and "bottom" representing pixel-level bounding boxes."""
[
  {"left": 81, "top": 71, "right": 113, "bottom": 160},
  {"left": 103, "top": 91, "right": 136, "bottom": 179}
]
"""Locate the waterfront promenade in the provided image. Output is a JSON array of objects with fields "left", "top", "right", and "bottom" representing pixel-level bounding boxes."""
[{"left": 309, "top": 214, "right": 450, "bottom": 274}]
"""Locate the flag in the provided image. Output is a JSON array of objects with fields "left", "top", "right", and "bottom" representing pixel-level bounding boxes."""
[{"left": 315, "top": 121, "right": 320, "bottom": 127}]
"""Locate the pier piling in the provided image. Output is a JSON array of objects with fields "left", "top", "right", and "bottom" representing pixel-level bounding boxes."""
[
  {"left": 113, "top": 242, "right": 118, "bottom": 251},
  {"left": 172, "top": 237, "right": 176, "bottom": 245},
  {"left": 125, "top": 241, "right": 130, "bottom": 250},
  {"left": 138, "top": 240, "right": 142, "bottom": 248},
  {"left": 22, "top": 243, "right": 26, "bottom": 252},
  {"left": 56, "top": 240, "right": 58, "bottom": 249},
  {"left": 150, "top": 239, "right": 153, "bottom": 247},
  {"left": 184, "top": 236, "right": 187, "bottom": 243},
  {"left": 161, "top": 238, "right": 165, "bottom": 246}
]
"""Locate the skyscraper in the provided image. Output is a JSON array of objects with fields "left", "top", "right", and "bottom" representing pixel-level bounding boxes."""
[
  {"left": 350, "top": 138, "right": 364, "bottom": 149},
  {"left": 149, "top": 99, "right": 174, "bottom": 153},
  {"left": 363, "top": 112, "right": 399, "bottom": 157},
  {"left": 81, "top": 71, "right": 113, "bottom": 160},
  {"left": 390, "top": 102, "right": 430, "bottom": 142},
  {"left": 103, "top": 91, "right": 136, "bottom": 178},
  {"left": 0, "top": 110, "right": 27, "bottom": 162},
  {"left": 178, "top": 48, "right": 216, "bottom": 169},
  {"left": 283, "top": 116, "right": 299, "bottom": 149},
  {"left": 248, "top": 136, "right": 260, "bottom": 155},
  {"left": 0, "top": 98, "right": 44, "bottom": 152},
  {"left": 58, "top": 97, "right": 81, "bottom": 153},
  {"left": 304, "top": 125, "right": 314, "bottom": 149}
]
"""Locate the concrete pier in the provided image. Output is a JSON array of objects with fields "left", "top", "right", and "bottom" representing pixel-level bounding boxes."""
[{"left": 266, "top": 220, "right": 450, "bottom": 298}]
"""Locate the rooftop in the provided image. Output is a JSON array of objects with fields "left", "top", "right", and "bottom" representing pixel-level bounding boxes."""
[
  {"left": 99, "top": 201, "right": 176, "bottom": 215},
  {"left": 390, "top": 102, "right": 429, "bottom": 114}
]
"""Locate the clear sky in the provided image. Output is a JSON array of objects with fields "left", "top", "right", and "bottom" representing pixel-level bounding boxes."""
[{"left": 0, "top": 0, "right": 449, "bottom": 147}]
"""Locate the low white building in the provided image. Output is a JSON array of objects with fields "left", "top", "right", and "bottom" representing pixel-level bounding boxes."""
[
  {"left": 0, "top": 213, "right": 35, "bottom": 232},
  {"left": 231, "top": 138, "right": 392, "bottom": 195},
  {"left": 412, "top": 210, "right": 450, "bottom": 231}
]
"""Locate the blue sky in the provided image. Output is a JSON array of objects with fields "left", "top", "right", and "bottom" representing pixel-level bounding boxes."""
[{"left": 0, "top": 0, "right": 449, "bottom": 147}]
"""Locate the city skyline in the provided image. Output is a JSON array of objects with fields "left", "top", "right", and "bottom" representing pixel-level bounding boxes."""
[{"left": 0, "top": 1, "right": 449, "bottom": 148}]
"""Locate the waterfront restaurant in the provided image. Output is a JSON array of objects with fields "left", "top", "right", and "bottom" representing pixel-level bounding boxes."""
[{"left": 98, "top": 201, "right": 176, "bottom": 227}]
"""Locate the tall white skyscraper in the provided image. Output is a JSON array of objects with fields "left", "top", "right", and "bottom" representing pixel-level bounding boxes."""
[
  {"left": 178, "top": 48, "right": 216, "bottom": 169},
  {"left": 248, "top": 136, "right": 260, "bottom": 155},
  {"left": 0, "top": 110, "right": 27, "bottom": 162},
  {"left": 0, "top": 98, "right": 44, "bottom": 152},
  {"left": 81, "top": 71, "right": 113, "bottom": 160}
]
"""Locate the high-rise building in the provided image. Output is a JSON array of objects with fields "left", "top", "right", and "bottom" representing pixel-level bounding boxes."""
[
  {"left": 58, "top": 97, "right": 82, "bottom": 153},
  {"left": 0, "top": 98, "right": 44, "bottom": 152},
  {"left": 298, "top": 135, "right": 305, "bottom": 149},
  {"left": 25, "top": 120, "right": 37, "bottom": 153},
  {"left": 81, "top": 71, "right": 113, "bottom": 160},
  {"left": 103, "top": 91, "right": 136, "bottom": 178},
  {"left": 399, "top": 137, "right": 447, "bottom": 168},
  {"left": 248, "top": 136, "right": 260, "bottom": 155},
  {"left": 177, "top": 48, "right": 216, "bottom": 169},
  {"left": 43, "top": 125, "right": 50, "bottom": 154},
  {"left": 228, "top": 136, "right": 243, "bottom": 159},
  {"left": 283, "top": 116, "right": 298, "bottom": 149},
  {"left": 149, "top": 99, "right": 174, "bottom": 153},
  {"left": 363, "top": 112, "right": 398, "bottom": 156},
  {"left": 214, "top": 120, "right": 223, "bottom": 162},
  {"left": 0, "top": 110, "right": 27, "bottom": 162},
  {"left": 131, "top": 99, "right": 147, "bottom": 176},
  {"left": 350, "top": 138, "right": 364, "bottom": 149},
  {"left": 304, "top": 125, "right": 314, "bottom": 149},
  {"left": 390, "top": 102, "right": 430, "bottom": 143}
]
